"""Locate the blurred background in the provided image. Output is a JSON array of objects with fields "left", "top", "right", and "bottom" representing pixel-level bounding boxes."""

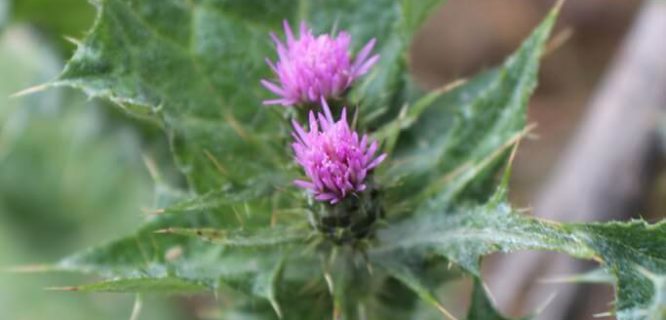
[{"left": 0, "top": 0, "right": 663, "bottom": 319}]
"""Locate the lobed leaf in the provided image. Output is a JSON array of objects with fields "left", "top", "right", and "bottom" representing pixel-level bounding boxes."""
[
  {"left": 371, "top": 191, "right": 666, "bottom": 319},
  {"left": 380, "top": 1, "right": 560, "bottom": 211}
]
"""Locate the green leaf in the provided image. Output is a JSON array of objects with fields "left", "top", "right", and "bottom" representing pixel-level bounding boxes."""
[
  {"left": 579, "top": 222, "right": 666, "bottom": 320},
  {"left": 372, "top": 199, "right": 592, "bottom": 276},
  {"left": 34, "top": 187, "right": 324, "bottom": 318},
  {"left": 371, "top": 194, "right": 666, "bottom": 319},
  {"left": 381, "top": 1, "right": 560, "bottom": 209}
]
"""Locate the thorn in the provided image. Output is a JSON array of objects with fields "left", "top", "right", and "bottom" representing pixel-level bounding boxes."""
[
  {"left": 516, "top": 207, "right": 533, "bottom": 214},
  {"left": 10, "top": 83, "right": 51, "bottom": 98},
  {"left": 204, "top": 149, "right": 228, "bottom": 177},
  {"left": 635, "top": 265, "right": 658, "bottom": 280},
  {"left": 434, "top": 78, "right": 467, "bottom": 95},
  {"left": 538, "top": 275, "right": 575, "bottom": 284},
  {"left": 270, "top": 209, "right": 278, "bottom": 227},
  {"left": 424, "top": 123, "right": 537, "bottom": 199},
  {"left": 554, "top": 0, "right": 566, "bottom": 13},
  {"left": 482, "top": 281, "right": 498, "bottom": 306},
  {"left": 45, "top": 286, "right": 79, "bottom": 291},
  {"left": 224, "top": 112, "right": 249, "bottom": 141},
  {"left": 164, "top": 246, "right": 183, "bottom": 262},
  {"left": 3, "top": 264, "right": 52, "bottom": 273},
  {"left": 233, "top": 206, "right": 245, "bottom": 227},
  {"left": 535, "top": 292, "right": 558, "bottom": 314},
  {"left": 154, "top": 228, "right": 174, "bottom": 234},
  {"left": 543, "top": 27, "right": 573, "bottom": 58},
  {"left": 323, "top": 271, "right": 334, "bottom": 295},
  {"left": 141, "top": 153, "right": 162, "bottom": 183},
  {"left": 592, "top": 311, "right": 614, "bottom": 318},
  {"left": 270, "top": 299, "right": 283, "bottom": 319},
  {"left": 506, "top": 131, "right": 522, "bottom": 168},
  {"left": 538, "top": 270, "right": 614, "bottom": 284},
  {"left": 433, "top": 301, "right": 459, "bottom": 320},
  {"left": 141, "top": 207, "right": 165, "bottom": 216},
  {"left": 499, "top": 122, "right": 531, "bottom": 188},
  {"left": 129, "top": 294, "right": 143, "bottom": 320},
  {"left": 62, "top": 35, "right": 82, "bottom": 47}
]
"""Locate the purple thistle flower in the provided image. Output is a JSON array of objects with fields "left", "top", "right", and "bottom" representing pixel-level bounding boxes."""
[
  {"left": 291, "top": 99, "right": 387, "bottom": 204},
  {"left": 262, "top": 21, "right": 380, "bottom": 107}
]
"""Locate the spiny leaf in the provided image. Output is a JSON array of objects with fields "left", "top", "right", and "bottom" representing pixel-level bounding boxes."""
[
  {"left": 579, "top": 221, "right": 666, "bottom": 320},
  {"left": 381, "top": 0, "right": 560, "bottom": 209},
  {"left": 372, "top": 200, "right": 593, "bottom": 276},
  {"left": 371, "top": 196, "right": 666, "bottom": 320},
  {"left": 44, "top": 188, "right": 302, "bottom": 289}
]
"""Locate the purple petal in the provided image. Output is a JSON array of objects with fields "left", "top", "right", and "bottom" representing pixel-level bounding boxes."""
[
  {"left": 283, "top": 20, "right": 295, "bottom": 44},
  {"left": 294, "top": 179, "right": 315, "bottom": 190},
  {"left": 353, "top": 54, "right": 380, "bottom": 77},
  {"left": 263, "top": 98, "right": 290, "bottom": 106},
  {"left": 260, "top": 79, "right": 285, "bottom": 95},
  {"left": 353, "top": 38, "right": 376, "bottom": 70},
  {"left": 320, "top": 97, "right": 334, "bottom": 123},
  {"left": 367, "top": 153, "right": 387, "bottom": 170},
  {"left": 264, "top": 58, "right": 278, "bottom": 73},
  {"left": 292, "top": 118, "right": 308, "bottom": 142}
]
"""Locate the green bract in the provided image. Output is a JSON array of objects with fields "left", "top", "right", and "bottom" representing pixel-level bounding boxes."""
[{"left": 24, "top": 0, "right": 665, "bottom": 319}]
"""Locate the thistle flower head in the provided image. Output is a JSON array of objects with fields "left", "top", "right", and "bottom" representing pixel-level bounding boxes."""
[
  {"left": 292, "top": 99, "right": 386, "bottom": 204},
  {"left": 262, "top": 21, "right": 380, "bottom": 106}
]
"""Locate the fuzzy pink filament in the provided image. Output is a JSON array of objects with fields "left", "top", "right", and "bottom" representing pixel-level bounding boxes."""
[
  {"left": 262, "top": 21, "right": 379, "bottom": 106},
  {"left": 291, "top": 99, "right": 386, "bottom": 203}
]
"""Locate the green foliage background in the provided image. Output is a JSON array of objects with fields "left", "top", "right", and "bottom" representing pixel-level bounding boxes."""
[{"left": 0, "top": 0, "right": 183, "bottom": 318}]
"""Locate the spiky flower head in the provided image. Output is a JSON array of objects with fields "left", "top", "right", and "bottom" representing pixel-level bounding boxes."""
[
  {"left": 292, "top": 99, "right": 386, "bottom": 204},
  {"left": 262, "top": 21, "right": 379, "bottom": 106}
]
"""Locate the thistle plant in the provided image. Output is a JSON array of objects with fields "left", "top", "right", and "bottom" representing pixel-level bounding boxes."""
[{"left": 19, "top": 1, "right": 666, "bottom": 320}]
